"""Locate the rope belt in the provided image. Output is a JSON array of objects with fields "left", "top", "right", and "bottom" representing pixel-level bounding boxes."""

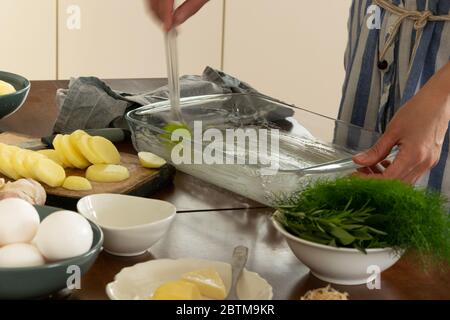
[{"left": 374, "top": 0, "right": 450, "bottom": 63}]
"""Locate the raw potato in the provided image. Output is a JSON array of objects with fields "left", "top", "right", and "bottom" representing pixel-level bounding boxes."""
[
  {"left": 33, "top": 158, "right": 66, "bottom": 187},
  {"left": 138, "top": 152, "right": 166, "bottom": 169},
  {"left": 23, "top": 152, "right": 46, "bottom": 180},
  {"left": 0, "top": 80, "right": 16, "bottom": 96},
  {"left": 86, "top": 164, "right": 129, "bottom": 183},
  {"left": 0, "top": 147, "right": 21, "bottom": 180},
  {"left": 75, "top": 134, "right": 104, "bottom": 165},
  {"left": 89, "top": 136, "right": 121, "bottom": 165},
  {"left": 60, "top": 135, "right": 90, "bottom": 169},
  {"left": 12, "top": 150, "right": 34, "bottom": 178},
  {"left": 69, "top": 130, "right": 88, "bottom": 144},
  {"left": 52, "top": 135, "right": 72, "bottom": 168},
  {"left": 63, "top": 176, "right": 92, "bottom": 191},
  {"left": 37, "top": 149, "right": 64, "bottom": 167}
]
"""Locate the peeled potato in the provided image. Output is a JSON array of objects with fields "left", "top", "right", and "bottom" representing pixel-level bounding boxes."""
[
  {"left": 76, "top": 134, "right": 104, "bottom": 165},
  {"left": 37, "top": 149, "right": 64, "bottom": 167},
  {"left": 69, "top": 130, "right": 93, "bottom": 165},
  {"left": 33, "top": 158, "right": 66, "bottom": 187},
  {"left": 62, "top": 176, "right": 92, "bottom": 191},
  {"left": 86, "top": 164, "right": 129, "bottom": 183},
  {"left": 0, "top": 147, "right": 21, "bottom": 180},
  {"left": 0, "top": 80, "right": 16, "bottom": 96},
  {"left": 89, "top": 136, "right": 121, "bottom": 165},
  {"left": 23, "top": 152, "right": 46, "bottom": 180},
  {"left": 53, "top": 135, "right": 72, "bottom": 168},
  {"left": 69, "top": 130, "right": 88, "bottom": 144},
  {"left": 138, "top": 152, "right": 166, "bottom": 169},
  {"left": 12, "top": 150, "right": 34, "bottom": 178},
  {"left": 60, "top": 135, "right": 90, "bottom": 169}
]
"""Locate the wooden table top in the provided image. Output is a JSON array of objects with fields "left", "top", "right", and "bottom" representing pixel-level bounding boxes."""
[{"left": 1, "top": 79, "right": 449, "bottom": 300}]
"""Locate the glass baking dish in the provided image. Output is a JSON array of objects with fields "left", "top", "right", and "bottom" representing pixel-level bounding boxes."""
[{"left": 126, "top": 93, "right": 393, "bottom": 206}]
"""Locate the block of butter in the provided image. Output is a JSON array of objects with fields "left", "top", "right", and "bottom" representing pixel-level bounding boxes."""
[
  {"left": 152, "top": 280, "right": 202, "bottom": 300},
  {"left": 181, "top": 268, "right": 227, "bottom": 300}
]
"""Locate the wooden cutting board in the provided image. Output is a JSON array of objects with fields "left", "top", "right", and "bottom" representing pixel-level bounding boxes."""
[{"left": 0, "top": 132, "right": 176, "bottom": 209}]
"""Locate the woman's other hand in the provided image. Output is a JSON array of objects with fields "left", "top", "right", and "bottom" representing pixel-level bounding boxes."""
[{"left": 353, "top": 62, "right": 450, "bottom": 184}]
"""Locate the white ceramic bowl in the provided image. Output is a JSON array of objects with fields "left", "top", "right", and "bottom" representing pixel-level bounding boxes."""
[
  {"left": 77, "top": 194, "right": 176, "bottom": 256},
  {"left": 106, "top": 258, "right": 273, "bottom": 300},
  {"left": 272, "top": 217, "right": 403, "bottom": 285}
]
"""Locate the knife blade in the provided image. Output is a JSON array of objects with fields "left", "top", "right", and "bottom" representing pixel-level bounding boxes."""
[{"left": 17, "top": 128, "right": 130, "bottom": 150}]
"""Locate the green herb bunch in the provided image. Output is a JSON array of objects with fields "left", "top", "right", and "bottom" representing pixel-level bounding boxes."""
[{"left": 274, "top": 177, "right": 450, "bottom": 265}]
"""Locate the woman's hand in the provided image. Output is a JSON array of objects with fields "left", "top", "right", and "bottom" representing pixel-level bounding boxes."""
[
  {"left": 147, "top": 0, "right": 209, "bottom": 31},
  {"left": 353, "top": 62, "right": 450, "bottom": 184}
]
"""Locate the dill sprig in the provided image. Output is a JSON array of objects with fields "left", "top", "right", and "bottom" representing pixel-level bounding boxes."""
[{"left": 274, "top": 177, "right": 450, "bottom": 267}]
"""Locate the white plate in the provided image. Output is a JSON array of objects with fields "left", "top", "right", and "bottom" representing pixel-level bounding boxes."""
[{"left": 106, "top": 258, "right": 273, "bottom": 300}]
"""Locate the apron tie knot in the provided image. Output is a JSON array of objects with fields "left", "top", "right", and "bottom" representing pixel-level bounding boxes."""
[
  {"left": 414, "top": 10, "right": 433, "bottom": 30},
  {"left": 374, "top": 0, "right": 450, "bottom": 63}
]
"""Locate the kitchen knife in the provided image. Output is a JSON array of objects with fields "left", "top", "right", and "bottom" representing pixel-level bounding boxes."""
[{"left": 18, "top": 128, "right": 130, "bottom": 150}]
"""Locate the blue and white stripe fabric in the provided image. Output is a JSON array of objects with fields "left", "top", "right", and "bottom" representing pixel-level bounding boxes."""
[{"left": 337, "top": 0, "right": 450, "bottom": 197}]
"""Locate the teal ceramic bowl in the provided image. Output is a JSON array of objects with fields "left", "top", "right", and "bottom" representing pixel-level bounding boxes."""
[
  {"left": 0, "top": 205, "right": 103, "bottom": 300},
  {"left": 0, "top": 71, "right": 31, "bottom": 119}
]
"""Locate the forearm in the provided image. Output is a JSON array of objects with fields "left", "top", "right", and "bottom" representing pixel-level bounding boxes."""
[{"left": 419, "top": 61, "right": 450, "bottom": 121}]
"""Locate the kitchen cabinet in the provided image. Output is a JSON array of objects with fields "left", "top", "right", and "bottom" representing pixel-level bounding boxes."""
[
  {"left": 0, "top": 0, "right": 57, "bottom": 80},
  {"left": 58, "top": 0, "right": 224, "bottom": 80},
  {"left": 223, "top": 0, "right": 352, "bottom": 118}
]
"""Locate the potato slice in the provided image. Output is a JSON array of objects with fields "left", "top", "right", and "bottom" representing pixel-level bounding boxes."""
[
  {"left": 62, "top": 176, "right": 92, "bottom": 191},
  {"left": 0, "top": 147, "right": 21, "bottom": 180},
  {"left": 53, "top": 134, "right": 73, "bottom": 168},
  {"left": 69, "top": 129, "right": 88, "bottom": 143},
  {"left": 37, "top": 149, "right": 64, "bottom": 167},
  {"left": 60, "top": 135, "right": 90, "bottom": 169},
  {"left": 76, "top": 134, "right": 104, "bottom": 165},
  {"left": 69, "top": 130, "right": 93, "bottom": 164},
  {"left": 88, "top": 136, "right": 121, "bottom": 165},
  {"left": 33, "top": 158, "right": 66, "bottom": 187},
  {"left": 138, "top": 152, "right": 167, "bottom": 169},
  {"left": 86, "top": 164, "right": 129, "bottom": 183},
  {"left": 12, "top": 150, "right": 34, "bottom": 178},
  {"left": 23, "top": 152, "right": 46, "bottom": 180}
]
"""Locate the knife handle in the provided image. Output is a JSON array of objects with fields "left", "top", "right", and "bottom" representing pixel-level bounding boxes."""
[{"left": 42, "top": 128, "right": 130, "bottom": 147}]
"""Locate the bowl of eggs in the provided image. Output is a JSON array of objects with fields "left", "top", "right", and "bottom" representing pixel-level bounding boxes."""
[
  {"left": 0, "top": 198, "right": 103, "bottom": 299},
  {"left": 0, "top": 71, "right": 31, "bottom": 119}
]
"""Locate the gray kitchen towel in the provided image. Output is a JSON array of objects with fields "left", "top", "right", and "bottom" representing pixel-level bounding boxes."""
[{"left": 53, "top": 66, "right": 293, "bottom": 133}]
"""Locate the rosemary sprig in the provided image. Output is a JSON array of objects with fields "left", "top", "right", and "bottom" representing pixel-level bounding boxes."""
[
  {"left": 275, "top": 199, "right": 388, "bottom": 252},
  {"left": 273, "top": 177, "right": 450, "bottom": 267}
]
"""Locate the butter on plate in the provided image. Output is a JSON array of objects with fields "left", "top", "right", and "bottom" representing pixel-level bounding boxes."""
[
  {"left": 153, "top": 280, "right": 202, "bottom": 300},
  {"left": 152, "top": 267, "right": 227, "bottom": 300},
  {"left": 181, "top": 268, "right": 227, "bottom": 300}
]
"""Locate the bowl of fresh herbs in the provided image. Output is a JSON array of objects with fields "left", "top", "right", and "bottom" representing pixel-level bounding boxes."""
[{"left": 272, "top": 177, "right": 450, "bottom": 285}]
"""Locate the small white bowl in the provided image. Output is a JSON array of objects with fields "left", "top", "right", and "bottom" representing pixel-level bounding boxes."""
[
  {"left": 77, "top": 194, "right": 176, "bottom": 256},
  {"left": 272, "top": 217, "right": 403, "bottom": 285},
  {"left": 106, "top": 258, "right": 273, "bottom": 300}
]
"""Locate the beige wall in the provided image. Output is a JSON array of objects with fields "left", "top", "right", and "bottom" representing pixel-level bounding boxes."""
[
  {"left": 0, "top": 0, "right": 56, "bottom": 80},
  {"left": 0, "top": 0, "right": 352, "bottom": 118},
  {"left": 58, "top": 0, "right": 223, "bottom": 79},
  {"left": 223, "top": 0, "right": 352, "bottom": 118}
]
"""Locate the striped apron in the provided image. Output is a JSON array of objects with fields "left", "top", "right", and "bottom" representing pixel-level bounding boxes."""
[{"left": 337, "top": 0, "right": 450, "bottom": 198}]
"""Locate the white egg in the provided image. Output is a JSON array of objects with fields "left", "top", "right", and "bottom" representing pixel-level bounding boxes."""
[
  {"left": 0, "top": 198, "right": 40, "bottom": 246},
  {"left": 0, "top": 243, "right": 45, "bottom": 268},
  {"left": 34, "top": 210, "right": 93, "bottom": 261}
]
